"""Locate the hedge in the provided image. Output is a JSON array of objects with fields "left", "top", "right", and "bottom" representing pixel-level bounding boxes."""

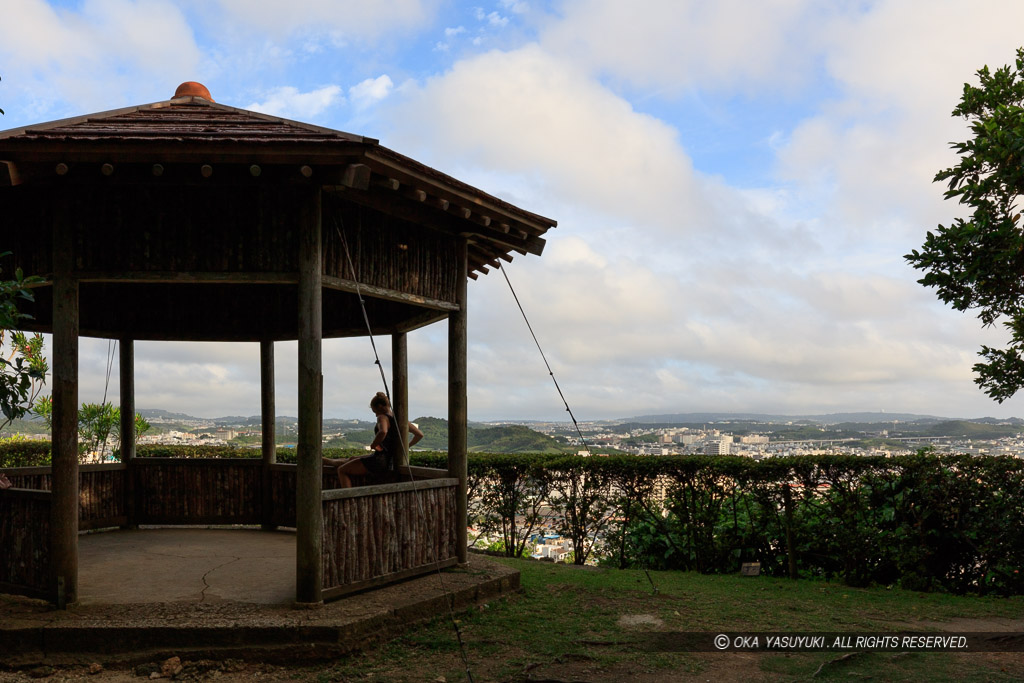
[{"left": 2, "top": 443, "right": 1021, "bottom": 595}]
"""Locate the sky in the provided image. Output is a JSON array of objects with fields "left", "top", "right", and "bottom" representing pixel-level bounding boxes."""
[{"left": 3, "top": 0, "right": 1024, "bottom": 422}]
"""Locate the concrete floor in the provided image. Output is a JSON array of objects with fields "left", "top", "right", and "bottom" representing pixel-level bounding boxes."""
[
  {"left": 79, "top": 527, "right": 297, "bottom": 605},
  {"left": 2, "top": 528, "right": 520, "bottom": 665}
]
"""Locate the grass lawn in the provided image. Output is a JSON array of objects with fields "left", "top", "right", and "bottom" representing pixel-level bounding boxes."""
[{"left": 303, "top": 556, "right": 1024, "bottom": 682}]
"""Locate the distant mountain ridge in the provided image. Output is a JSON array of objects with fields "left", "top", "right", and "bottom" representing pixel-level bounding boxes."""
[
  {"left": 138, "top": 408, "right": 1024, "bottom": 428},
  {"left": 624, "top": 412, "right": 1023, "bottom": 425}
]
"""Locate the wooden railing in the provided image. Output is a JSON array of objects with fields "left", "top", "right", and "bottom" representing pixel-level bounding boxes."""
[
  {"left": 321, "top": 469, "right": 458, "bottom": 600},
  {"left": 132, "top": 458, "right": 263, "bottom": 525},
  {"left": 0, "top": 460, "right": 461, "bottom": 601},
  {"left": 0, "top": 488, "right": 51, "bottom": 599},
  {"left": 3, "top": 464, "right": 126, "bottom": 530}
]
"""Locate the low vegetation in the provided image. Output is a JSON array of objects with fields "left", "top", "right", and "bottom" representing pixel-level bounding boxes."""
[
  {"left": 3, "top": 442, "right": 1022, "bottom": 596},
  {"left": 299, "top": 557, "right": 1024, "bottom": 682}
]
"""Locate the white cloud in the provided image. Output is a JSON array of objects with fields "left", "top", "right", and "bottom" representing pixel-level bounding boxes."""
[
  {"left": 485, "top": 11, "right": 509, "bottom": 27},
  {"left": 348, "top": 75, "right": 394, "bottom": 111},
  {"left": 246, "top": 85, "right": 344, "bottom": 119},
  {"left": 499, "top": 0, "right": 529, "bottom": 14},
  {"left": 10, "top": 0, "right": 1024, "bottom": 421},
  {"left": 391, "top": 45, "right": 708, "bottom": 234},
  {"left": 539, "top": 0, "right": 819, "bottom": 94},
  {"left": 0, "top": 0, "right": 200, "bottom": 114},
  {"left": 214, "top": 0, "right": 439, "bottom": 39}
]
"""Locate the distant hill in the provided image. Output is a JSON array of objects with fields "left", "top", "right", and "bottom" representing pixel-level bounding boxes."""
[
  {"left": 925, "top": 420, "right": 1024, "bottom": 439},
  {"left": 323, "top": 416, "right": 568, "bottom": 454},
  {"left": 410, "top": 417, "right": 568, "bottom": 453},
  {"left": 138, "top": 409, "right": 203, "bottom": 421},
  {"left": 625, "top": 411, "right": 980, "bottom": 425}
]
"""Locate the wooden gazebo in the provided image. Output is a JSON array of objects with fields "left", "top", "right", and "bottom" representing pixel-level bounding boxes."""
[{"left": 0, "top": 82, "right": 555, "bottom": 606}]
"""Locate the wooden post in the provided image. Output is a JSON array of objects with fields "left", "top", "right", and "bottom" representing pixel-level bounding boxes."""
[
  {"left": 448, "top": 237, "right": 469, "bottom": 564},
  {"left": 296, "top": 188, "right": 323, "bottom": 604},
  {"left": 392, "top": 332, "right": 409, "bottom": 468},
  {"left": 260, "top": 339, "right": 277, "bottom": 530},
  {"left": 51, "top": 208, "right": 79, "bottom": 608},
  {"left": 119, "top": 338, "right": 136, "bottom": 528}
]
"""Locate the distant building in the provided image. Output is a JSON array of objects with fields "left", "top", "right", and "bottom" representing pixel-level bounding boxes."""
[{"left": 704, "top": 439, "right": 731, "bottom": 456}]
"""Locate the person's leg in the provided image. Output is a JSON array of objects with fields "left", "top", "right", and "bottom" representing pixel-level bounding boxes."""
[{"left": 336, "top": 457, "right": 370, "bottom": 488}]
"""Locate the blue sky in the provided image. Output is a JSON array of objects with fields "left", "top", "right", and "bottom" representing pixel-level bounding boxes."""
[{"left": 5, "top": 0, "right": 1024, "bottom": 422}]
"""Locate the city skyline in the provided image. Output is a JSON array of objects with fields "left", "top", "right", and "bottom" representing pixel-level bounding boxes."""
[{"left": 5, "top": 2, "right": 1024, "bottom": 421}]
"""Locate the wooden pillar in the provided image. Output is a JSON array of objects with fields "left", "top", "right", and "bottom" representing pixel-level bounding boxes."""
[
  {"left": 448, "top": 237, "right": 469, "bottom": 564},
  {"left": 119, "top": 338, "right": 136, "bottom": 528},
  {"left": 296, "top": 188, "right": 323, "bottom": 604},
  {"left": 392, "top": 332, "right": 409, "bottom": 468},
  {"left": 51, "top": 210, "right": 79, "bottom": 608},
  {"left": 260, "top": 339, "right": 277, "bottom": 530}
]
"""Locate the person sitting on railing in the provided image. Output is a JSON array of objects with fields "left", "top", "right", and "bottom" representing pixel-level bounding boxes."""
[{"left": 322, "top": 392, "right": 423, "bottom": 488}]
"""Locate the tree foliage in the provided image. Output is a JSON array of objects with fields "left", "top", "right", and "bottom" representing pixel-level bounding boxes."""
[
  {"left": 0, "top": 252, "right": 47, "bottom": 431},
  {"left": 907, "top": 47, "right": 1024, "bottom": 401},
  {"left": 33, "top": 396, "right": 151, "bottom": 461}
]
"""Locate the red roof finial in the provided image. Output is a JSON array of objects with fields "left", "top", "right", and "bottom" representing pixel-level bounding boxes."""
[{"left": 173, "top": 82, "right": 214, "bottom": 102}]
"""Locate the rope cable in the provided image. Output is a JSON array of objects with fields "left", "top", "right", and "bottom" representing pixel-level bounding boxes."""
[
  {"left": 101, "top": 339, "right": 116, "bottom": 406},
  {"left": 497, "top": 263, "right": 592, "bottom": 455},
  {"left": 97, "top": 339, "right": 117, "bottom": 459},
  {"left": 499, "top": 262, "right": 659, "bottom": 594},
  {"left": 335, "top": 221, "right": 391, "bottom": 404},
  {"left": 334, "top": 215, "right": 475, "bottom": 683}
]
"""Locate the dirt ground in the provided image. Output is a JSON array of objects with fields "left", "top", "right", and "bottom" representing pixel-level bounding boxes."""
[{"left": 3, "top": 618, "right": 1023, "bottom": 683}]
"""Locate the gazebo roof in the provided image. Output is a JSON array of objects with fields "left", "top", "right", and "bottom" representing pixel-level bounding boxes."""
[
  {"left": 0, "top": 84, "right": 555, "bottom": 273},
  {"left": 0, "top": 83, "right": 557, "bottom": 341}
]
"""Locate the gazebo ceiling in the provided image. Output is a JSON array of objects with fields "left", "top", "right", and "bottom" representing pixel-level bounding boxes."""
[{"left": 0, "top": 83, "right": 556, "bottom": 341}]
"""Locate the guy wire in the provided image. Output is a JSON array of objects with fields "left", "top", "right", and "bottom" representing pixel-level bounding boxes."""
[
  {"left": 497, "top": 263, "right": 591, "bottom": 455},
  {"left": 498, "top": 262, "right": 659, "bottom": 595},
  {"left": 334, "top": 216, "right": 476, "bottom": 683}
]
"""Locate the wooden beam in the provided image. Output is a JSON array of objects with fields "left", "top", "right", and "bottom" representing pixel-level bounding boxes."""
[
  {"left": 321, "top": 274, "right": 458, "bottom": 311},
  {"left": 392, "top": 332, "right": 409, "bottom": 469},
  {"left": 404, "top": 188, "right": 427, "bottom": 202},
  {"left": 296, "top": 187, "right": 323, "bottom": 605},
  {"left": 75, "top": 271, "right": 297, "bottom": 285},
  {"left": 326, "top": 185, "right": 546, "bottom": 257},
  {"left": 449, "top": 237, "right": 468, "bottom": 565},
  {"left": 372, "top": 176, "right": 400, "bottom": 191},
  {"left": 448, "top": 205, "right": 472, "bottom": 220},
  {"left": 339, "top": 163, "right": 370, "bottom": 190},
  {"left": 0, "top": 162, "right": 22, "bottom": 186},
  {"left": 260, "top": 340, "right": 277, "bottom": 531},
  {"left": 51, "top": 204, "right": 79, "bottom": 608},
  {"left": 119, "top": 338, "right": 136, "bottom": 528},
  {"left": 391, "top": 309, "right": 449, "bottom": 334},
  {"left": 363, "top": 150, "right": 557, "bottom": 234}
]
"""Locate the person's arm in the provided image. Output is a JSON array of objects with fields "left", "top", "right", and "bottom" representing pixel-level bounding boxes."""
[
  {"left": 369, "top": 414, "right": 389, "bottom": 450},
  {"left": 408, "top": 422, "right": 423, "bottom": 448}
]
